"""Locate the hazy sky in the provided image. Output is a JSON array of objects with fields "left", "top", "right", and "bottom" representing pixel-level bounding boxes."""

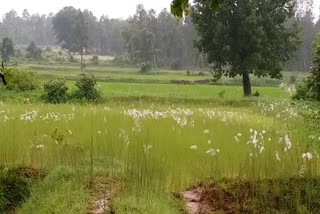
[
  {"left": 0, "top": 0, "right": 172, "bottom": 19},
  {"left": 1, "top": 0, "right": 320, "bottom": 19}
]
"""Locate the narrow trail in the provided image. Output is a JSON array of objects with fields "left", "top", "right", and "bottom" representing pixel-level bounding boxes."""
[{"left": 87, "top": 176, "right": 123, "bottom": 214}]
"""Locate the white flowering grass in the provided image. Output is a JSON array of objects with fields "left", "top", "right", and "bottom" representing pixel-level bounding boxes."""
[{"left": 0, "top": 101, "right": 319, "bottom": 195}]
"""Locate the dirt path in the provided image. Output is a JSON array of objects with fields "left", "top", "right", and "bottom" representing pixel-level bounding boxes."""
[
  {"left": 183, "top": 188, "right": 203, "bottom": 214},
  {"left": 87, "top": 176, "right": 123, "bottom": 214},
  {"left": 182, "top": 184, "right": 235, "bottom": 214}
]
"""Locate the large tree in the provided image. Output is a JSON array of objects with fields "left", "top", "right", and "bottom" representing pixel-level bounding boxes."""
[
  {"left": 52, "top": 7, "right": 79, "bottom": 51},
  {"left": 191, "top": 0, "right": 300, "bottom": 96},
  {"left": 0, "top": 37, "right": 14, "bottom": 63},
  {"left": 122, "top": 5, "right": 157, "bottom": 65},
  {"left": 52, "top": 7, "right": 89, "bottom": 71}
]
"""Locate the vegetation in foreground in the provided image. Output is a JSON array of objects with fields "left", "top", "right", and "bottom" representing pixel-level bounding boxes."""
[{"left": 0, "top": 98, "right": 319, "bottom": 213}]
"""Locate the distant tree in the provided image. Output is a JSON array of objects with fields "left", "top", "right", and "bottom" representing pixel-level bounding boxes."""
[
  {"left": 287, "top": 0, "right": 315, "bottom": 72},
  {"left": 52, "top": 8, "right": 88, "bottom": 71},
  {"left": 72, "top": 11, "right": 89, "bottom": 71},
  {"left": 0, "top": 37, "right": 14, "bottom": 63},
  {"left": 191, "top": 0, "right": 300, "bottom": 96},
  {"left": 122, "top": 5, "right": 157, "bottom": 66},
  {"left": 26, "top": 41, "right": 42, "bottom": 59},
  {"left": 52, "top": 7, "right": 79, "bottom": 51},
  {"left": 295, "top": 33, "right": 320, "bottom": 101}
]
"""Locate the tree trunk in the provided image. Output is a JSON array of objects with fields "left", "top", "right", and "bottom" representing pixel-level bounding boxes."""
[
  {"left": 80, "top": 50, "right": 84, "bottom": 72},
  {"left": 242, "top": 72, "right": 252, "bottom": 96},
  {"left": 0, "top": 73, "right": 6, "bottom": 85}
]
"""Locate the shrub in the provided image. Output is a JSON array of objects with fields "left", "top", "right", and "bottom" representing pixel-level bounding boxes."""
[
  {"left": 73, "top": 74, "right": 101, "bottom": 102},
  {"left": 140, "top": 61, "right": 152, "bottom": 73},
  {"left": 26, "top": 41, "right": 42, "bottom": 60},
  {"left": 253, "top": 90, "right": 260, "bottom": 97},
  {"left": 10, "top": 70, "right": 39, "bottom": 91},
  {"left": 0, "top": 168, "right": 30, "bottom": 212},
  {"left": 1, "top": 66, "right": 39, "bottom": 91},
  {"left": 288, "top": 75, "right": 297, "bottom": 85},
  {"left": 112, "top": 54, "right": 130, "bottom": 66},
  {"left": 45, "top": 46, "right": 52, "bottom": 52},
  {"left": 186, "top": 70, "right": 191, "bottom": 76},
  {"left": 170, "top": 59, "right": 182, "bottom": 70},
  {"left": 198, "top": 71, "right": 205, "bottom": 76},
  {"left": 218, "top": 90, "right": 226, "bottom": 98},
  {"left": 43, "top": 80, "right": 69, "bottom": 104},
  {"left": 69, "top": 55, "right": 76, "bottom": 63},
  {"left": 91, "top": 55, "right": 99, "bottom": 65}
]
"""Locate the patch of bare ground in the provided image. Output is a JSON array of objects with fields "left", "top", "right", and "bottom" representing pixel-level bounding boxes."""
[
  {"left": 182, "top": 183, "right": 237, "bottom": 214},
  {"left": 87, "top": 176, "right": 123, "bottom": 214},
  {"left": 181, "top": 179, "right": 320, "bottom": 214}
]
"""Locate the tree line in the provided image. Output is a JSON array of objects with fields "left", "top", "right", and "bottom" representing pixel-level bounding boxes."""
[{"left": 0, "top": 1, "right": 319, "bottom": 71}]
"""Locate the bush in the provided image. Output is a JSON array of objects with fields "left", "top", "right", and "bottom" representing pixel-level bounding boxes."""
[
  {"left": 198, "top": 71, "right": 205, "bottom": 76},
  {"left": 43, "top": 80, "right": 69, "bottom": 104},
  {"left": 218, "top": 90, "right": 226, "bottom": 98},
  {"left": 10, "top": 70, "right": 39, "bottom": 91},
  {"left": 112, "top": 54, "right": 131, "bottom": 66},
  {"left": 0, "top": 168, "right": 30, "bottom": 212},
  {"left": 288, "top": 75, "right": 297, "bottom": 85},
  {"left": 91, "top": 55, "right": 99, "bottom": 65},
  {"left": 140, "top": 61, "right": 152, "bottom": 73},
  {"left": 73, "top": 74, "right": 101, "bottom": 102},
  {"left": 253, "top": 90, "right": 260, "bottom": 97},
  {"left": 26, "top": 41, "right": 42, "bottom": 60},
  {"left": 1, "top": 67, "right": 39, "bottom": 91},
  {"left": 170, "top": 59, "right": 182, "bottom": 70},
  {"left": 69, "top": 55, "right": 76, "bottom": 63}
]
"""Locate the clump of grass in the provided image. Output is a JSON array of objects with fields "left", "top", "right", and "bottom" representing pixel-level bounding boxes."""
[{"left": 18, "top": 166, "right": 89, "bottom": 214}]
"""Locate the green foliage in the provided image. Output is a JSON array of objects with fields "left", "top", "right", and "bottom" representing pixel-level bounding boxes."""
[
  {"left": 52, "top": 8, "right": 89, "bottom": 56},
  {"left": 295, "top": 33, "right": 320, "bottom": 101},
  {"left": 43, "top": 80, "right": 69, "bottom": 104},
  {"left": 26, "top": 41, "right": 42, "bottom": 59},
  {"left": 191, "top": 0, "right": 300, "bottom": 96},
  {"left": 9, "top": 69, "right": 40, "bottom": 91},
  {"left": 0, "top": 37, "right": 14, "bottom": 63},
  {"left": 253, "top": 90, "right": 260, "bottom": 97},
  {"left": 289, "top": 75, "right": 297, "bottom": 85},
  {"left": 171, "top": 0, "right": 223, "bottom": 18},
  {"left": 140, "top": 61, "right": 152, "bottom": 73},
  {"left": 0, "top": 65, "right": 38, "bottom": 91},
  {"left": 0, "top": 168, "right": 30, "bottom": 212},
  {"left": 91, "top": 55, "right": 99, "bottom": 65},
  {"left": 218, "top": 90, "right": 225, "bottom": 98},
  {"left": 69, "top": 55, "right": 76, "bottom": 63},
  {"left": 73, "top": 74, "right": 101, "bottom": 102},
  {"left": 18, "top": 167, "right": 88, "bottom": 214}
]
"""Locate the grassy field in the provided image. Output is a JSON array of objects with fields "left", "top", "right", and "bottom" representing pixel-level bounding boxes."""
[
  {"left": 16, "top": 63, "right": 307, "bottom": 86},
  {"left": 1, "top": 63, "right": 319, "bottom": 213},
  {"left": 0, "top": 100, "right": 319, "bottom": 213}
]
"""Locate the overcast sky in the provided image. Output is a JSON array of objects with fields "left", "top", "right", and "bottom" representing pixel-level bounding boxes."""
[
  {"left": 1, "top": 0, "right": 320, "bottom": 19},
  {"left": 0, "top": 0, "right": 172, "bottom": 19}
]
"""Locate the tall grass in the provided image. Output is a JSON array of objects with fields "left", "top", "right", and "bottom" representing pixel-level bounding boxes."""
[{"left": 0, "top": 100, "right": 319, "bottom": 213}]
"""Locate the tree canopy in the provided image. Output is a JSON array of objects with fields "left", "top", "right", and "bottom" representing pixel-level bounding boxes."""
[
  {"left": 52, "top": 7, "right": 89, "bottom": 71},
  {"left": 295, "top": 33, "right": 320, "bottom": 101},
  {"left": 191, "top": 0, "right": 300, "bottom": 96},
  {"left": 171, "top": 0, "right": 223, "bottom": 18}
]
